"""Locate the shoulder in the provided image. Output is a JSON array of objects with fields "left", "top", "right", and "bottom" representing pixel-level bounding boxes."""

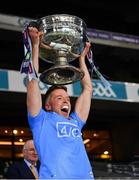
[
  {"left": 8, "top": 161, "right": 25, "bottom": 169},
  {"left": 70, "top": 112, "right": 83, "bottom": 121},
  {"left": 70, "top": 112, "right": 85, "bottom": 127},
  {"left": 5, "top": 161, "right": 22, "bottom": 177},
  {"left": 28, "top": 108, "right": 46, "bottom": 118}
]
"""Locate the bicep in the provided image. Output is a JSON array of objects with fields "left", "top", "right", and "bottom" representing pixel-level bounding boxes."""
[{"left": 74, "top": 90, "right": 92, "bottom": 122}]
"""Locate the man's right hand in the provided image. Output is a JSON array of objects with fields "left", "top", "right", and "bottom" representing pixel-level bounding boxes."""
[{"left": 28, "top": 27, "right": 43, "bottom": 47}]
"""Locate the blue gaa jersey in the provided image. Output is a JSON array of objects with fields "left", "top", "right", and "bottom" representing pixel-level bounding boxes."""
[{"left": 28, "top": 108, "right": 94, "bottom": 179}]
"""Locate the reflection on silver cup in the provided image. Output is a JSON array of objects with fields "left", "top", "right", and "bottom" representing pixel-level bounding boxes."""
[{"left": 35, "top": 14, "right": 87, "bottom": 85}]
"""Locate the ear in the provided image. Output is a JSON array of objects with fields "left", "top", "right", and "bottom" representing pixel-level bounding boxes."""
[{"left": 45, "top": 103, "right": 51, "bottom": 111}]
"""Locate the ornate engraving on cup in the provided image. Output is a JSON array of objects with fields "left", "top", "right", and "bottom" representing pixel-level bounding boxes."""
[{"left": 36, "top": 14, "right": 87, "bottom": 85}]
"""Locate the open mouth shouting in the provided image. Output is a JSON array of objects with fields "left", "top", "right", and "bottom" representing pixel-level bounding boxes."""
[{"left": 61, "top": 105, "right": 70, "bottom": 117}]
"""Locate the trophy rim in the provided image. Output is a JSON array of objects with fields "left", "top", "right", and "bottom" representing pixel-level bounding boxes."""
[{"left": 36, "top": 13, "right": 87, "bottom": 29}]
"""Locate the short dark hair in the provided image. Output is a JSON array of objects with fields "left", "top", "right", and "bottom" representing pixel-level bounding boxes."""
[{"left": 44, "top": 85, "right": 67, "bottom": 102}]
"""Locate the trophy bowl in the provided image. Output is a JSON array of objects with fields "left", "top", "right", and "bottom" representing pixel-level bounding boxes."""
[{"left": 35, "top": 14, "right": 87, "bottom": 85}]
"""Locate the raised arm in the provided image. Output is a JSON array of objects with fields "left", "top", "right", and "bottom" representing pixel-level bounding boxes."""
[
  {"left": 74, "top": 42, "right": 93, "bottom": 122},
  {"left": 26, "top": 27, "right": 43, "bottom": 116}
]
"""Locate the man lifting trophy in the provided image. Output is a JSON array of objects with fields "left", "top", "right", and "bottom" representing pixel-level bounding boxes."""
[{"left": 20, "top": 14, "right": 95, "bottom": 179}]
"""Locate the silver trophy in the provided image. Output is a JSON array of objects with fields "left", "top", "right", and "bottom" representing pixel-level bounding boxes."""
[{"left": 34, "top": 14, "right": 87, "bottom": 85}]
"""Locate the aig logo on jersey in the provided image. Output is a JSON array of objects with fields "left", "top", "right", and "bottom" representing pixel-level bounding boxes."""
[{"left": 57, "top": 122, "right": 81, "bottom": 138}]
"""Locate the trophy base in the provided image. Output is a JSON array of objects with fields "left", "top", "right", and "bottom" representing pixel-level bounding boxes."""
[{"left": 39, "top": 65, "right": 84, "bottom": 85}]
